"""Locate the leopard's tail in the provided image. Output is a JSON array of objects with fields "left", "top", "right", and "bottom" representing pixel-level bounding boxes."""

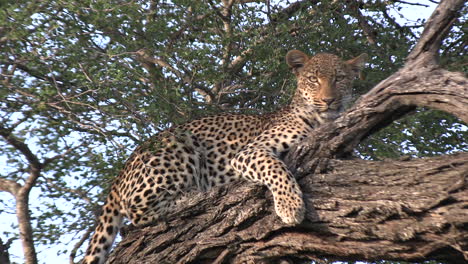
[{"left": 82, "top": 191, "right": 122, "bottom": 264}]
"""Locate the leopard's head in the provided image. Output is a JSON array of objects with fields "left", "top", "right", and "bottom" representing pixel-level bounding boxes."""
[{"left": 286, "top": 50, "right": 367, "bottom": 120}]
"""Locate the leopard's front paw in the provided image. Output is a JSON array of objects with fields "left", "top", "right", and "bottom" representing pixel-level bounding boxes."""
[{"left": 274, "top": 194, "right": 305, "bottom": 225}]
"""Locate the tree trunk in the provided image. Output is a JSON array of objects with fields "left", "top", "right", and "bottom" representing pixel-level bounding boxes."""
[{"left": 107, "top": 0, "right": 467, "bottom": 263}]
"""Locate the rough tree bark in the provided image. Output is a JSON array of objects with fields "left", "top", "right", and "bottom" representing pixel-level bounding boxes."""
[
  {"left": 108, "top": 0, "right": 467, "bottom": 263},
  {"left": 108, "top": 153, "right": 467, "bottom": 264},
  {"left": 0, "top": 127, "right": 41, "bottom": 264}
]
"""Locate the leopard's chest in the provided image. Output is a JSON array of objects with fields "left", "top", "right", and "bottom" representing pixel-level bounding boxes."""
[{"left": 191, "top": 123, "right": 264, "bottom": 188}]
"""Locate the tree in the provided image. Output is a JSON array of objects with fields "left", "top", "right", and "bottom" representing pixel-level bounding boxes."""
[
  {"left": 0, "top": 0, "right": 465, "bottom": 263},
  {"left": 107, "top": 1, "right": 468, "bottom": 263}
]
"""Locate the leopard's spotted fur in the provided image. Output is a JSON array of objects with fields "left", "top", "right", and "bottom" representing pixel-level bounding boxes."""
[{"left": 82, "top": 50, "right": 367, "bottom": 264}]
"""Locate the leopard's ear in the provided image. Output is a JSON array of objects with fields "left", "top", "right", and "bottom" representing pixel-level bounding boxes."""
[
  {"left": 346, "top": 53, "right": 367, "bottom": 72},
  {"left": 286, "top": 50, "right": 309, "bottom": 73},
  {"left": 345, "top": 53, "right": 368, "bottom": 80}
]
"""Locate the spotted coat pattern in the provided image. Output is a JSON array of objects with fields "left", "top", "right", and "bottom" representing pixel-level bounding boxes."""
[{"left": 82, "top": 50, "right": 367, "bottom": 264}]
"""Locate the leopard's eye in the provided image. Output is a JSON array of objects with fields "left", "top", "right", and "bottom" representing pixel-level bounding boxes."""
[
  {"left": 336, "top": 75, "right": 345, "bottom": 81},
  {"left": 308, "top": 76, "right": 318, "bottom": 83}
]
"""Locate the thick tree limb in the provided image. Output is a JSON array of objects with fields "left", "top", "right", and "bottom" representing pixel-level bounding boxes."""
[
  {"left": 406, "top": 0, "right": 465, "bottom": 65},
  {"left": 284, "top": 66, "right": 467, "bottom": 170},
  {"left": 108, "top": 153, "right": 467, "bottom": 264}
]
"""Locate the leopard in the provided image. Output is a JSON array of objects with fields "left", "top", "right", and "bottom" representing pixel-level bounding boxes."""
[{"left": 82, "top": 50, "right": 367, "bottom": 264}]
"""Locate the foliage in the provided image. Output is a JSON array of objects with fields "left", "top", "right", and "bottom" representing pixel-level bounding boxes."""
[{"left": 0, "top": 0, "right": 465, "bottom": 263}]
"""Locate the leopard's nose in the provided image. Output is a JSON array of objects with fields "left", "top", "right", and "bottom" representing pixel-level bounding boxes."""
[{"left": 322, "top": 98, "right": 335, "bottom": 106}]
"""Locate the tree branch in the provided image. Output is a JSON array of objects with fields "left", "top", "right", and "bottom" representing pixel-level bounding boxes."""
[
  {"left": 42, "top": 143, "right": 87, "bottom": 168},
  {"left": 109, "top": 153, "right": 468, "bottom": 263},
  {"left": 284, "top": 66, "right": 467, "bottom": 168},
  {"left": 407, "top": 0, "right": 465, "bottom": 65},
  {"left": 16, "top": 185, "right": 38, "bottom": 264},
  {"left": 0, "top": 124, "right": 42, "bottom": 172},
  {"left": 0, "top": 125, "right": 41, "bottom": 264},
  {"left": 226, "top": 0, "right": 312, "bottom": 73},
  {"left": 346, "top": 1, "right": 378, "bottom": 45},
  {"left": 0, "top": 178, "right": 21, "bottom": 196},
  {"left": 70, "top": 226, "right": 95, "bottom": 264}
]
